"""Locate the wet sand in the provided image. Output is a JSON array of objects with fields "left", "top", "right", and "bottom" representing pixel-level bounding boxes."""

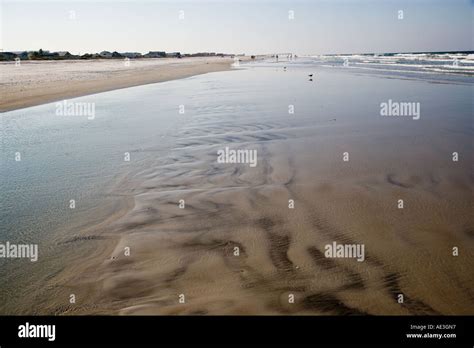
[
  {"left": 1, "top": 65, "right": 473, "bottom": 315},
  {"left": 36, "top": 130, "right": 472, "bottom": 315},
  {"left": 0, "top": 57, "right": 233, "bottom": 112}
]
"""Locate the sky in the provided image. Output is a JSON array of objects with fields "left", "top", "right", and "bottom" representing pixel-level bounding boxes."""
[{"left": 1, "top": 0, "right": 473, "bottom": 55}]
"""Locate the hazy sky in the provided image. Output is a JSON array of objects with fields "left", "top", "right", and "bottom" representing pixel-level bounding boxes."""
[{"left": 1, "top": 0, "right": 473, "bottom": 55}]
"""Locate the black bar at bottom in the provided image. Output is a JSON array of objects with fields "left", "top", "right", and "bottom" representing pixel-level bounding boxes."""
[{"left": 0, "top": 315, "right": 472, "bottom": 346}]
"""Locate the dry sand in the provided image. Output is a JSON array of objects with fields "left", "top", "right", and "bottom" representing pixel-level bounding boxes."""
[{"left": 0, "top": 57, "right": 233, "bottom": 112}]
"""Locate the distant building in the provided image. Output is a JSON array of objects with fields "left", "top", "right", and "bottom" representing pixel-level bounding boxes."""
[
  {"left": 0, "top": 52, "right": 17, "bottom": 61},
  {"left": 99, "top": 51, "right": 113, "bottom": 58},
  {"left": 56, "top": 51, "right": 79, "bottom": 59},
  {"left": 144, "top": 51, "right": 166, "bottom": 58},
  {"left": 183, "top": 52, "right": 213, "bottom": 57},
  {"left": 8, "top": 51, "right": 31, "bottom": 60},
  {"left": 41, "top": 51, "right": 59, "bottom": 58},
  {"left": 23, "top": 49, "right": 59, "bottom": 59},
  {"left": 166, "top": 52, "right": 181, "bottom": 58},
  {"left": 11, "top": 51, "right": 29, "bottom": 59},
  {"left": 121, "top": 52, "right": 142, "bottom": 58}
]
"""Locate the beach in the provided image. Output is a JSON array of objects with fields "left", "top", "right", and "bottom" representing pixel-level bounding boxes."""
[
  {"left": 0, "top": 57, "right": 233, "bottom": 112},
  {"left": 0, "top": 58, "right": 473, "bottom": 315}
]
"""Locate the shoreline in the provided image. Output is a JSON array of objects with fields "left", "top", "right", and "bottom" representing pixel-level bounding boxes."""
[{"left": 0, "top": 57, "right": 234, "bottom": 112}]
